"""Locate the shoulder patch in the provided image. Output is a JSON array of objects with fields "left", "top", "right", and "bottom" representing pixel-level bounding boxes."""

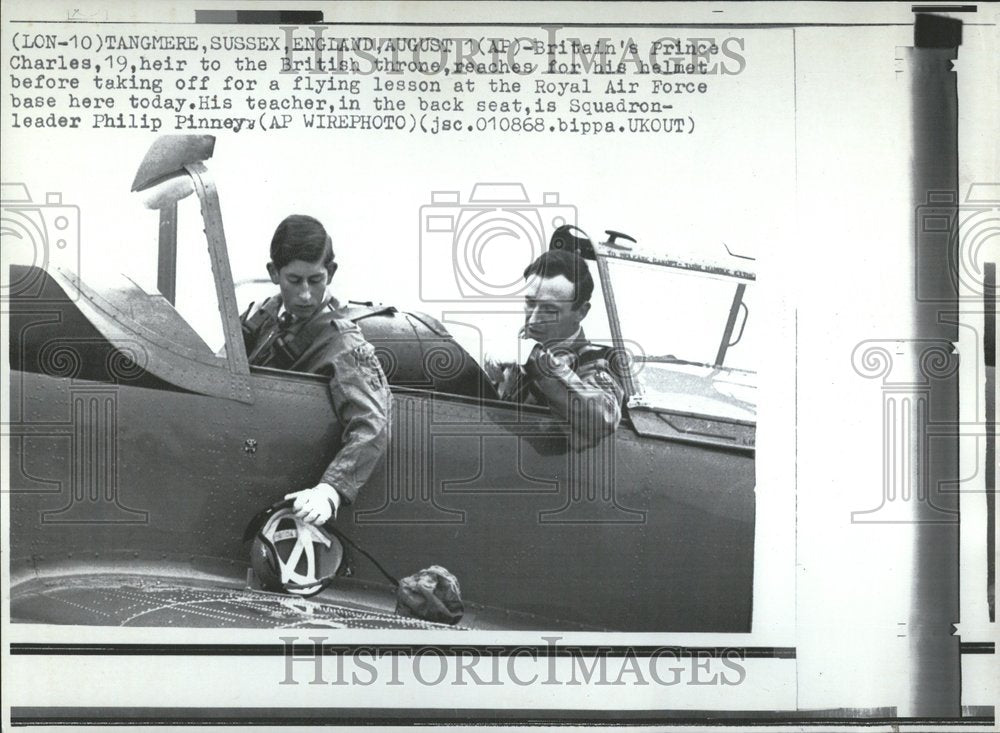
[
  {"left": 326, "top": 316, "right": 363, "bottom": 334},
  {"left": 351, "top": 340, "right": 388, "bottom": 391},
  {"left": 576, "top": 343, "right": 613, "bottom": 366}
]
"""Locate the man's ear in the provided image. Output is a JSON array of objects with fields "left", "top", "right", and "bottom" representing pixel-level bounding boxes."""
[
  {"left": 576, "top": 301, "right": 592, "bottom": 320},
  {"left": 326, "top": 261, "right": 338, "bottom": 284},
  {"left": 266, "top": 262, "right": 280, "bottom": 284}
]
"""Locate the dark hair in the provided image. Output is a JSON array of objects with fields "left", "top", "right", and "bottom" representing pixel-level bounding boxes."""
[
  {"left": 269, "top": 215, "right": 335, "bottom": 271},
  {"left": 523, "top": 249, "right": 594, "bottom": 310}
]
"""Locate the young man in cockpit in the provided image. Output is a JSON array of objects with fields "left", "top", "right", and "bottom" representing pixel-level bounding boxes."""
[
  {"left": 492, "top": 247, "right": 626, "bottom": 447},
  {"left": 241, "top": 214, "right": 391, "bottom": 526}
]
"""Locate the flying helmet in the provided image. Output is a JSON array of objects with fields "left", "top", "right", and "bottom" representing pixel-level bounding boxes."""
[
  {"left": 548, "top": 224, "right": 596, "bottom": 259},
  {"left": 245, "top": 500, "right": 344, "bottom": 597},
  {"left": 549, "top": 225, "right": 636, "bottom": 258},
  {"left": 244, "top": 499, "right": 465, "bottom": 624}
]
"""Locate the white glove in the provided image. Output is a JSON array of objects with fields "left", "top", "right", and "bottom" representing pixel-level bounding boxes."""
[{"left": 285, "top": 482, "right": 341, "bottom": 526}]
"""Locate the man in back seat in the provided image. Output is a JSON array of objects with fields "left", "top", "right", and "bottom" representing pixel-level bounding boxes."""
[{"left": 491, "top": 247, "right": 627, "bottom": 448}]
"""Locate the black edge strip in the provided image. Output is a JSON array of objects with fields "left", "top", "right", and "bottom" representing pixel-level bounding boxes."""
[
  {"left": 8, "top": 708, "right": 996, "bottom": 726},
  {"left": 912, "top": 5, "right": 978, "bottom": 11},
  {"left": 986, "top": 262, "right": 996, "bottom": 623},
  {"left": 194, "top": 10, "right": 324, "bottom": 24},
  {"left": 914, "top": 12, "right": 964, "bottom": 45},
  {"left": 959, "top": 641, "right": 995, "bottom": 654},
  {"left": 16, "top": 642, "right": 990, "bottom": 657},
  {"left": 9, "top": 20, "right": 929, "bottom": 28},
  {"left": 9, "top": 643, "right": 796, "bottom": 658}
]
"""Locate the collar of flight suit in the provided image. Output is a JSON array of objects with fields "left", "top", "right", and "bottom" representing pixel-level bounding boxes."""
[
  {"left": 544, "top": 327, "right": 588, "bottom": 357},
  {"left": 275, "top": 292, "right": 341, "bottom": 323}
]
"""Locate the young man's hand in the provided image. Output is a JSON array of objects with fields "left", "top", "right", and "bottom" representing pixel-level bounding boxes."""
[{"left": 285, "top": 482, "right": 341, "bottom": 526}]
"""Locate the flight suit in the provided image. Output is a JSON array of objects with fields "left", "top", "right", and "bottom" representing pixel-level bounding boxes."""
[
  {"left": 494, "top": 329, "right": 626, "bottom": 447},
  {"left": 242, "top": 295, "right": 391, "bottom": 505}
]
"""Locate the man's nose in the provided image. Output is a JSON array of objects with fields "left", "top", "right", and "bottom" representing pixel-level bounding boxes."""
[{"left": 295, "top": 288, "right": 313, "bottom": 304}]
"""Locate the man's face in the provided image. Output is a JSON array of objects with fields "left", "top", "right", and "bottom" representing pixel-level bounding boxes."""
[
  {"left": 523, "top": 273, "right": 590, "bottom": 345},
  {"left": 267, "top": 257, "right": 333, "bottom": 319}
]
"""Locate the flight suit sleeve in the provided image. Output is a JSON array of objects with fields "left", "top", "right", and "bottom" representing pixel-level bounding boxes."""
[
  {"left": 315, "top": 331, "right": 391, "bottom": 505},
  {"left": 526, "top": 349, "right": 625, "bottom": 447}
]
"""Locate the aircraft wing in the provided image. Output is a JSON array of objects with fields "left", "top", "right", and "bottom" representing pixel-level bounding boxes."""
[
  {"left": 12, "top": 573, "right": 460, "bottom": 630},
  {"left": 11, "top": 569, "right": 593, "bottom": 630}
]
